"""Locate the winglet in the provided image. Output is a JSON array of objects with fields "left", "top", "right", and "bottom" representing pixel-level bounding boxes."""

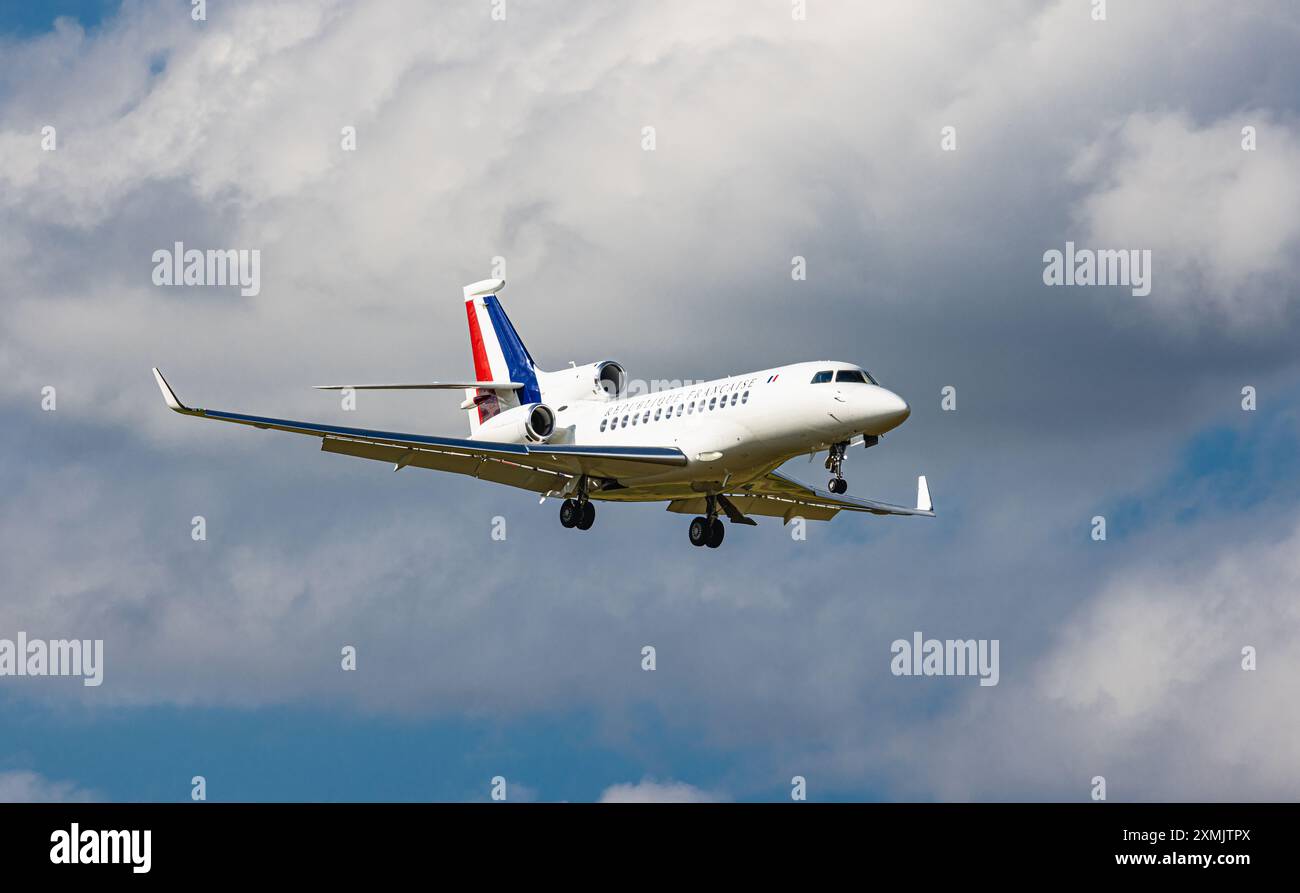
[
  {"left": 917, "top": 475, "right": 932, "bottom": 513},
  {"left": 151, "top": 367, "right": 190, "bottom": 413}
]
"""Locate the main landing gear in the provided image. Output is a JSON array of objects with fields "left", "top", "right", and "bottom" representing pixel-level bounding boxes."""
[
  {"left": 826, "top": 441, "right": 849, "bottom": 494},
  {"left": 559, "top": 477, "right": 596, "bottom": 530},
  {"left": 688, "top": 495, "right": 726, "bottom": 548},
  {"left": 559, "top": 498, "right": 595, "bottom": 530}
]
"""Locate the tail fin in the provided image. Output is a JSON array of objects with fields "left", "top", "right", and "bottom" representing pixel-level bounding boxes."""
[{"left": 462, "top": 278, "right": 542, "bottom": 433}]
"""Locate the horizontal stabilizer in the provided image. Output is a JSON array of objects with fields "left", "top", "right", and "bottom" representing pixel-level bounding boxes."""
[
  {"left": 463, "top": 278, "right": 506, "bottom": 299},
  {"left": 313, "top": 381, "right": 523, "bottom": 391}
]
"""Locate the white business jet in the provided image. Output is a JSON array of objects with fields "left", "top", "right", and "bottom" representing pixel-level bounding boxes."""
[{"left": 152, "top": 278, "right": 933, "bottom": 548}]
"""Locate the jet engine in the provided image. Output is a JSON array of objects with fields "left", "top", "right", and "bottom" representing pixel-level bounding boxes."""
[
  {"left": 473, "top": 402, "right": 556, "bottom": 443},
  {"left": 537, "top": 360, "right": 626, "bottom": 403}
]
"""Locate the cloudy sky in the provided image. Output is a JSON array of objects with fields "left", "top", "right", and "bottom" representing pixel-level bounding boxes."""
[{"left": 1, "top": 0, "right": 1298, "bottom": 802}]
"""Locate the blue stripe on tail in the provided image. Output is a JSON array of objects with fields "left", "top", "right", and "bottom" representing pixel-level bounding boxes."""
[{"left": 483, "top": 295, "right": 542, "bottom": 405}]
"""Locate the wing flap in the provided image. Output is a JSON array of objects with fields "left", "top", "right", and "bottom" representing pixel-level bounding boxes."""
[
  {"left": 718, "top": 469, "right": 936, "bottom": 522},
  {"left": 320, "top": 438, "right": 484, "bottom": 475},
  {"left": 320, "top": 438, "right": 568, "bottom": 492},
  {"left": 667, "top": 495, "right": 838, "bottom": 521}
]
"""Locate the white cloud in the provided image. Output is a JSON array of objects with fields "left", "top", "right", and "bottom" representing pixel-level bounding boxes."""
[
  {"left": 1, "top": 0, "right": 1297, "bottom": 436},
  {"left": 0, "top": 769, "right": 99, "bottom": 803},
  {"left": 1067, "top": 111, "right": 1300, "bottom": 326},
  {"left": 598, "top": 779, "right": 723, "bottom": 803}
]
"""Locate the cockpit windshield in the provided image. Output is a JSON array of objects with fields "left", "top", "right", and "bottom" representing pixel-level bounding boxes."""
[{"left": 835, "top": 369, "right": 878, "bottom": 385}]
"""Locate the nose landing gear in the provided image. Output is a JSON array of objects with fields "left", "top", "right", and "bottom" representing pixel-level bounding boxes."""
[{"left": 826, "top": 441, "right": 849, "bottom": 494}]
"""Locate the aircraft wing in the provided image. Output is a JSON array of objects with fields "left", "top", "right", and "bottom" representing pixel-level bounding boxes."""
[
  {"left": 152, "top": 368, "right": 686, "bottom": 487},
  {"left": 669, "top": 469, "right": 934, "bottom": 523}
]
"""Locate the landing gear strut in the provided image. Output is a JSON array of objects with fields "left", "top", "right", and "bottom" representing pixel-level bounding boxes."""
[
  {"left": 688, "top": 496, "right": 725, "bottom": 548},
  {"left": 826, "top": 441, "right": 849, "bottom": 494},
  {"left": 559, "top": 478, "right": 596, "bottom": 531}
]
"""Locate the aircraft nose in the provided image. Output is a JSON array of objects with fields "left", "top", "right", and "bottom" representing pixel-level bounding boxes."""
[
  {"left": 867, "top": 388, "right": 910, "bottom": 433},
  {"left": 885, "top": 390, "right": 910, "bottom": 424}
]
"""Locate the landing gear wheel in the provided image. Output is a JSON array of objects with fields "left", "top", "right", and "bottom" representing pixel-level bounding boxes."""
[
  {"left": 825, "top": 442, "right": 849, "bottom": 494},
  {"left": 559, "top": 499, "right": 579, "bottom": 528},
  {"left": 706, "top": 517, "right": 725, "bottom": 548},
  {"left": 688, "top": 516, "right": 710, "bottom": 547},
  {"left": 576, "top": 501, "right": 596, "bottom": 530}
]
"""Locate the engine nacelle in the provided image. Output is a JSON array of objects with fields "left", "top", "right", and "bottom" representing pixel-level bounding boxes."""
[
  {"left": 537, "top": 360, "right": 626, "bottom": 404},
  {"left": 473, "top": 402, "right": 556, "bottom": 444}
]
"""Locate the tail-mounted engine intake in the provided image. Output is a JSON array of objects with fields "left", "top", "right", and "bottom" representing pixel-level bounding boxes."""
[
  {"left": 472, "top": 402, "right": 556, "bottom": 443},
  {"left": 536, "top": 360, "right": 626, "bottom": 403},
  {"left": 595, "top": 361, "right": 626, "bottom": 399}
]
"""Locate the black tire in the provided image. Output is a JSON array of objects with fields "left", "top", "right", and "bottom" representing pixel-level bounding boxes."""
[
  {"left": 829, "top": 478, "right": 847, "bottom": 494},
  {"left": 688, "top": 516, "right": 709, "bottom": 546},
  {"left": 576, "top": 501, "right": 596, "bottom": 530},
  {"left": 706, "top": 518, "right": 725, "bottom": 548},
  {"left": 559, "top": 499, "right": 579, "bottom": 528}
]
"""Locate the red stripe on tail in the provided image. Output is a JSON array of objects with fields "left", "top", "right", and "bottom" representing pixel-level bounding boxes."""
[{"left": 465, "top": 301, "right": 495, "bottom": 423}]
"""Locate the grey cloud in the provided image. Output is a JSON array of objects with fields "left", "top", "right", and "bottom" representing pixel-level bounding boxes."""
[
  {"left": 888, "top": 514, "right": 1300, "bottom": 801},
  {"left": 0, "top": 0, "right": 1298, "bottom": 800}
]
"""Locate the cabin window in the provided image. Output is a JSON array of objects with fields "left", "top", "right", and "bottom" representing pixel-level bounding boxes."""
[
  {"left": 676, "top": 404, "right": 683, "bottom": 417},
  {"left": 708, "top": 397, "right": 717, "bottom": 410},
  {"left": 654, "top": 408, "right": 661, "bottom": 421},
  {"left": 811, "top": 370, "right": 833, "bottom": 384},
  {"left": 687, "top": 401, "right": 695, "bottom": 414},
  {"left": 730, "top": 393, "right": 738, "bottom": 406},
  {"left": 600, "top": 419, "right": 608, "bottom": 432},
  {"left": 643, "top": 410, "right": 651, "bottom": 423},
  {"left": 741, "top": 390, "right": 749, "bottom": 404},
  {"left": 621, "top": 415, "right": 629, "bottom": 427}
]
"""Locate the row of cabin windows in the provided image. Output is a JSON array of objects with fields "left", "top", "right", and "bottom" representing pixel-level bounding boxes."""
[
  {"left": 811, "top": 369, "right": 877, "bottom": 385},
  {"left": 599, "top": 390, "right": 750, "bottom": 432}
]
